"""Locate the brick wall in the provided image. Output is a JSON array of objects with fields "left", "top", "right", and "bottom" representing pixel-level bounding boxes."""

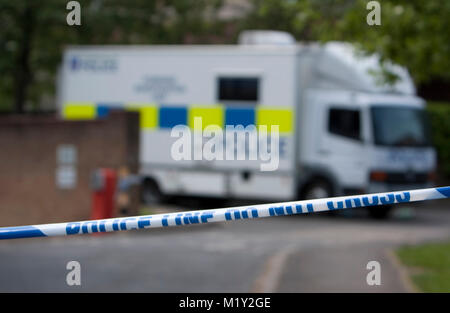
[{"left": 0, "top": 111, "right": 139, "bottom": 227}]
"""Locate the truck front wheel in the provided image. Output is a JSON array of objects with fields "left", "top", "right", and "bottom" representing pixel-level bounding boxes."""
[
  {"left": 301, "top": 180, "right": 333, "bottom": 200},
  {"left": 367, "top": 205, "right": 392, "bottom": 219},
  {"left": 141, "top": 179, "right": 163, "bottom": 205}
]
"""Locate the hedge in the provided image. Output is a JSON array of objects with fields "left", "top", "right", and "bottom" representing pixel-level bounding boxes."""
[{"left": 427, "top": 102, "right": 450, "bottom": 179}]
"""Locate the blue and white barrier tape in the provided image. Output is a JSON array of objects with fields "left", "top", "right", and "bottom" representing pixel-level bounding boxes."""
[{"left": 1, "top": 186, "right": 449, "bottom": 240}]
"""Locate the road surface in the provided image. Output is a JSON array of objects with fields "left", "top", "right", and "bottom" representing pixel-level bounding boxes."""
[{"left": 0, "top": 200, "right": 449, "bottom": 292}]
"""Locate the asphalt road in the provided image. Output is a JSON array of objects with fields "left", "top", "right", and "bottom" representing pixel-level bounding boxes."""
[{"left": 0, "top": 200, "right": 449, "bottom": 292}]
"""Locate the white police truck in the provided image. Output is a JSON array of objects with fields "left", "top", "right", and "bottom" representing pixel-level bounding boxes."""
[{"left": 58, "top": 30, "right": 436, "bottom": 218}]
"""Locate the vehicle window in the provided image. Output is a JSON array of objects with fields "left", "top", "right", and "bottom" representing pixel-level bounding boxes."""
[
  {"left": 371, "top": 106, "right": 431, "bottom": 147},
  {"left": 328, "top": 108, "right": 361, "bottom": 140},
  {"left": 218, "top": 77, "right": 259, "bottom": 102}
]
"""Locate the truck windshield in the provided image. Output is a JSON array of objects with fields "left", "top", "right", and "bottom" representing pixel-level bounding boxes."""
[{"left": 371, "top": 106, "right": 432, "bottom": 147}]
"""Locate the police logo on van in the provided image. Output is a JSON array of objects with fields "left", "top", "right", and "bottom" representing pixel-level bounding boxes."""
[
  {"left": 134, "top": 75, "right": 185, "bottom": 101},
  {"left": 69, "top": 56, "right": 117, "bottom": 72}
]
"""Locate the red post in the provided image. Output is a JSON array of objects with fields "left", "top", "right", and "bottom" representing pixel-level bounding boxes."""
[{"left": 91, "top": 169, "right": 117, "bottom": 221}]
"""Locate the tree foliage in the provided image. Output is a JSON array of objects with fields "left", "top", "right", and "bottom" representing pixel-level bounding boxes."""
[
  {"left": 0, "top": 0, "right": 223, "bottom": 112},
  {"left": 1, "top": 0, "right": 449, "bottom": 112},
  {"left": 240, "top": 0, "right": 450, "bottom": 85}
]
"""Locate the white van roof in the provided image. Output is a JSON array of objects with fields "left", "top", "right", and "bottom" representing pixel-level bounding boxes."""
[
  {"left": 63, "top": 39, "right": 416, "bottom": 96},
  {"left": 307, "top": 41, "right": 416, "bottom": 95},
  {"left": 232, "top": 31, "right": 415, "bottom": 95}
]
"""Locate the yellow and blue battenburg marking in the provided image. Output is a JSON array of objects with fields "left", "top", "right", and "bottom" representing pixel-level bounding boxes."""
[
  {"left": 62, "top": 103, "right": 294, "bottom": 134},
  {"left": 63, "top": 102, "right": 97, "bottom": 120}
]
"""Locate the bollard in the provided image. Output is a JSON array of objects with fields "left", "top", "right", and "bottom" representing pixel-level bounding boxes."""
[{"left": 91, "top": 168, "right": 117, "bottom": 221}]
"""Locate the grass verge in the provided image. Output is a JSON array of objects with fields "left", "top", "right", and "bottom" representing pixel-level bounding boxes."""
[{"left": 396, "top": 241, "right": 450, "bottom": 292}]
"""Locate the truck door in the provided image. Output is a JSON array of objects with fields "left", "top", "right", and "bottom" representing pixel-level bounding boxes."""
[{"left": 318, "top": 102, "right": 368, "bottom": 191}]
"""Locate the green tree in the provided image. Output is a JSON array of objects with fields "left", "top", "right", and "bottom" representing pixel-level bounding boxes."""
[
  {"left": 240, "top": 0, "right": 450, "bottom": 86},
  {"left": 0, "top": 0, "right": 223, "bottom": 113},
  {"left": 2, "top": 0, "right": 449, "bottom": 112}
]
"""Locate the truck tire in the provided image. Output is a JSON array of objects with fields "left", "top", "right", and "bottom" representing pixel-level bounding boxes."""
[
  {"left": 141, "top": 179, "right": 163, "bottom": 205},
  {"left": 301, "top": 179, "right": 333, "bottom": 200},
  {"left": 299, "top": 179, "right": 336, "bottom": 216},
  {"left": 367, "top": 205, "right": 392, "bottom": 219}
]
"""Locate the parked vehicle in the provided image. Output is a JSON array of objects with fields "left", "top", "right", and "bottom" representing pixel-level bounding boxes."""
[{"left": 58, "top": 30, "right": 436, "bottom": 218}]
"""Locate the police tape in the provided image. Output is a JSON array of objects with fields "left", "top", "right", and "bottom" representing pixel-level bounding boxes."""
[{"left": 0, "top": 186, "right": 449, "bottom": 240}]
